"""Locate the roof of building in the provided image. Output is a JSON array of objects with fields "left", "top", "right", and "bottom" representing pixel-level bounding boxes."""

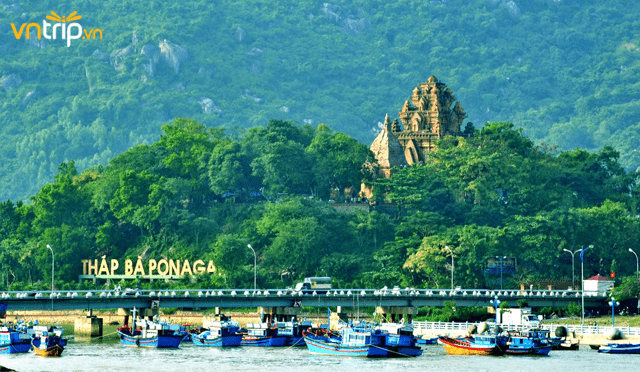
[{"left": 585, "top": 274, "right": 613, "bottom": 282}]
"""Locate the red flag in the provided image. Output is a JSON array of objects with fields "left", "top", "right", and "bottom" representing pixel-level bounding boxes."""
[{"left": 611, "top": 272, "right": 616, "bottom": 278}]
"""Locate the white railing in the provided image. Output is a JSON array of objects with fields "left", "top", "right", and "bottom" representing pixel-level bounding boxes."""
[{"left": 412, "top": 321, "right": 640, "bottom": 336}]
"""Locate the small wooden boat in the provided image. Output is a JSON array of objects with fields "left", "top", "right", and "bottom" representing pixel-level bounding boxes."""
[
  {"left": 589, "top": 344, "right": 601, "bottom": 350},
  {"left": 31, "top": 331, "right": 67, "bottom": 357},
  {"left": 598, "top": 343, "right": 640, "bottom": 354},
  {"left": 438, "top": 336, "right": 500, "bottom": 356}
]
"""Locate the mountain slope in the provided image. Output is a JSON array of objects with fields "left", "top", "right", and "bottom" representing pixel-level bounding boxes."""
[{"left": 2, "top": 0, "right": 640, "bottom": 200}]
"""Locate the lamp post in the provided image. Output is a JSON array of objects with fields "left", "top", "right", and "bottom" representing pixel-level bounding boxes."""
[
  {"left": 629, "top": 248, "right": 639, "bottom": 279},
  {"left": 445, "top": 245, "right": 454, "bottom": 291},
  {"left": 491, "top": 296, "right": 501, "bottom": 325},
  {"left": 562, "top": 248, "right": 581, "bottom": 289},
  {"left": 496, "top": 256, "right": 507, "bottom": 289},
  {"left": 609, "top": 297, "right": 620, "bottom": 328},
  {"left": 247, "top": 244, "right": 257, "bottom": 292},
  {"left": 46, "top": 244, "right": 54, "bottom": 312},
  {"left": 580, "top": 245, "right": 594, "bottom": 326}
]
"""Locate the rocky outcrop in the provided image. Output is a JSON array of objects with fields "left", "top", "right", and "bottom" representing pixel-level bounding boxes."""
[
  {"left": 0, "top": 74, "right": 22, "bottom": 91},
  {"left": 321, "top": 3, "right": 370, "bottom": 36},
  {"left": 140, "top": 43, "right": 160, "bottom": 77},
  {"left": 159, "top": 39, "right": 188, "bottom": 74},
  {"left": 199, "top": 98, "right": 221, "bottom": 114},
  {"left": 110, "top": 46, "right": 133, "bottom": 68}
]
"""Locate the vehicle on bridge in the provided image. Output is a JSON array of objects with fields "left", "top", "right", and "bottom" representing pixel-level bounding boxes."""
[{"left": 294, "top": 277, "right": 332, "bottom": 294}]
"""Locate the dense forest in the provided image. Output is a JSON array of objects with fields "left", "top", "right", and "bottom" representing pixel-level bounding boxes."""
[
  {"left": 2, "top": 0, "right": 640, "bottom": 201},
  {"left": 2, "top": 118, "right": 640, "bottom": 299}
]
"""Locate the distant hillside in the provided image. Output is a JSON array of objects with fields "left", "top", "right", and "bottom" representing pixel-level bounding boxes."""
[{"left": 2, "top": 0, "right": 640, "bottom": 200}]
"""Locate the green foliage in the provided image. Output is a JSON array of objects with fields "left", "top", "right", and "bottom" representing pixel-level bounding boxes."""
[
  {"left": 3, "top": 1, "right": 640, "bottom": 204},
  {"left": 2, "top": 116, "right": 640, "bottom": 292}
]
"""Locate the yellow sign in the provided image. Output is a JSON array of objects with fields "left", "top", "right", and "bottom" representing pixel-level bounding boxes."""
[
  {"left": 82, "top": 257, "right": 216, "bottom": 277},
  {"left": 10, "top": 11, "right": 103, "bottom": 47}
]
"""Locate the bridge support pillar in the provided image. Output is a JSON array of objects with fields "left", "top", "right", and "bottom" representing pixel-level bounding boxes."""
[
  {"left": 74, "top": 315, "right": 103, "bottom": 337},
  {"left": 258, "top": 306, "right": 302, "bottom": 323},
  {"left": 375, "top": 306, "right": 417, "bottom": 323}
]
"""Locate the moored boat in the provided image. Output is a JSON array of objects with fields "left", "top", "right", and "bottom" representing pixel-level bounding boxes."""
[
  {"left": 277, "top": 321, "right": 313, "bottom": 346},
  {"left": 505, "top": 330, "right": 552, "bottom": 356},
  {"left": 31, "top": 328, "right": 67, "bottom": 357},
  {"left": 192, "top": 318, "right": 242, "bottom": 347},
  {"left": 116, "top": 313, "right": 185, "bottom": 348},
  {"left": 598, "top": 343, "right": 640, "bottom": 354},
  {"left": 0, "top": 325, "right": 31, "bottom": 354},
  {"left": 240, "top": 323, "right": 288, "bottom": 346},
  {"left": 438, "top": 335, "right": 501, "bottom": 356},
  {"left": 304, "top": 323, "right": 422, "bottom": 358}
]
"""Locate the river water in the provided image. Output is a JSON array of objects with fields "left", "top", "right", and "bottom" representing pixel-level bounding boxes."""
[{"left": 1, "top": 332, "right": 639, "bottom": 372}]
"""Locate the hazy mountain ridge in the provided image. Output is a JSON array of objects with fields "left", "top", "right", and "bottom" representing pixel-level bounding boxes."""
[{"left": 1, "top": 0, "right": 640, "bottom": 200}]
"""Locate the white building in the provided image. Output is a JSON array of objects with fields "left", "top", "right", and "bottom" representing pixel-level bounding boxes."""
[{"left": 583, "top": 274, "right": 614, "bottom": 294}]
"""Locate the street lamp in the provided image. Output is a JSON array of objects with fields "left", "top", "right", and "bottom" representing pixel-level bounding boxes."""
[
  {"left": 496, "top": 256, "right": 507, "bottom": 290},
  {"left": 247, "top": 244, "right": 257, "bottom": 292},
  {"left": 581, "top": 245, "right": 594, "bottom": 326},
  {"left": 46, "top": 244, "right": 54, "bottom": 312},
  {"left": 491, "top": 296, "right": 501, "bottom": 325},
  {"left": 609, "top": 297, "right": 620, "bottom": 328},
  {"left": 444, "top": 246, "right": 454, "bottom": 291},
  {"left": 629, "top": 248, "right": 639, "bottom": 279},
  {"left": 562, "top": 248, "right": 581, "bottom": 289}
]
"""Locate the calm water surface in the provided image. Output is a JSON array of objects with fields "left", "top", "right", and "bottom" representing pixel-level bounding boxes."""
[{"left": 2, "top": 336, "right": 639, "bottom": 372}]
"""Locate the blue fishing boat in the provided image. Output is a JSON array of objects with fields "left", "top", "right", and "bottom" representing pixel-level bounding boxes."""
[
  {"left": 31, "top": 327, "right": 68, "bottom": 357},
  {"left": 0, "top": 325, "right": 32, "bottom": 354},
  {"left": 240, "top": 323, "right": 288, "bottom": 346},
  {"left": 277, "top": 321, "right": 313, "bottom": 346},
  {"left": 505, "top": 330, "right": 552, "bottom": 356},
  {"left": 598, "top": 343, "right": 640, "bottom": 354},
  {"left": 192, "top": 319, "right": 242, "bottom": 347},
  {"left": 304, "top": 323, "right": 422, "bottom": 358},
  {"left": 116, "top": 313, "right": 185, "bottom": 348}
]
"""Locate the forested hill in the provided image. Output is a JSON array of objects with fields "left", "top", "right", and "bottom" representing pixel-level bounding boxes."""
[{"left": 2, "top": 0, "right": 640, "bottom": 200}]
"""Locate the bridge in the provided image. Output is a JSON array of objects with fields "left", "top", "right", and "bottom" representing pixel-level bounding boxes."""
[{"left": 1, "top": 288, "right": 609, "bottom": 311}]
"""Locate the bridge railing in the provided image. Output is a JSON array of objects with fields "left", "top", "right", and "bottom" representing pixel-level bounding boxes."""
[
  {"left": 0, "top": 287, "right": 610, "bottom": 299},
  {"left": 412, "top": 321, "right": 640, "bottom": 336}
]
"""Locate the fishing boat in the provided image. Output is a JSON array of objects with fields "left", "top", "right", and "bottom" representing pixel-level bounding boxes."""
[
  {"left": 438, "top": 335, "right": 503, "bottom": 356},
  {"left": 192, "top": 318, "right": 242, "bottom": 347},
  {"left": 598, "top": 343, "right": 640, "bottom": 354},
  {"left": 549, "top": 337, "right": 579, "bottom": 350},
  {"left": 304, "top": 323, "right": 422, "bottom": 358},
  {"left": 31, "top": 327, "right": 67, "bottom": 357},
  {"left": 416, "top": 336, "right": 439, "bottom": 345},
  {"left": 116, "top": 312, "right": 185, "bottom": 348},
  {"left": 240, "top": 323, "right": 288, "bottom": 346},
  {"left": 505, "top": 330, "right": 552, "bottom": 356},
  {"left": 0, "top": 325, "right": 32, "bottom": 354},
  {"left": 276, "top": 321, "right": 313, "bottom": 346},
  {"left": 380, "top": 323, "right": 423, "bottom": 356}
]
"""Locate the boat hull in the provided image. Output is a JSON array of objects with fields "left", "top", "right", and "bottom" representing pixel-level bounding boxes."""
[
  {"left": 31, "top": 339, "right": 65, "bottom": 357},
  {"left": 241, "top": 335, "right": 288, "bottom": 347},
  {"left": 117, "top": 331, "right": 184, "bottom": 348},
  {"left": 0, "top": 341, "right": 32, "bottom": 354},
  {"left": 192, "top": 334, "right": 242, "bottom": 347},
  {"left": 439, "top": 337, "right": 497, "bottom": 356},
  {"left": 598, "top": 344, "right": 640, "bottom": 354},
  {"left": 505, "top": 346, "right": 552, "bottom": 356},
  {"left": 285, "top": 336, "right": 306, "bottom": 347},
  {"left": 304, "top": 335, "right": 370, "bottom": 357}
]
